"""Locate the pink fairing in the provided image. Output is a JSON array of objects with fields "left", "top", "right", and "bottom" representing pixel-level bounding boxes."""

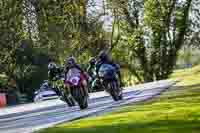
[{"left": 65, "top": 73, "right": 86, "bottom": 87}]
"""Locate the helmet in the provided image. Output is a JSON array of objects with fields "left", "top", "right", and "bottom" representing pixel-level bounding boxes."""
[
  {"left": 48, "top": 62, "right": 57, "bottom": 70},
  {"left": 98, "top": 50, "right": 109, "bottom": 61},
  {"left": 89, "top": 57, "right": 96, "bottom": 65},
  {"left": 65, "top": 56, "right": 76, "bottom": 67}
]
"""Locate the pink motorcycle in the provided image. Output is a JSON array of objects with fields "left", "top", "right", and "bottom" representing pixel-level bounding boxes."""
[{"left": 65, "top": 68, "right": 88, "bottom": 109}]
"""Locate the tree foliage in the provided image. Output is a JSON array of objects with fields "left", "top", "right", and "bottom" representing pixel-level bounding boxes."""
[
  {"left": 107, "top": 0, "right": 198, "bottom": 82},
  {"left": 0, "top": 0, "right": 24, "bottom": 76}
]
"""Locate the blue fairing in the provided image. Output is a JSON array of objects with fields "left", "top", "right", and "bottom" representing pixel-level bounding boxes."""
[{"left": 98, "top": 64, "right": 117, "bottom": 79}]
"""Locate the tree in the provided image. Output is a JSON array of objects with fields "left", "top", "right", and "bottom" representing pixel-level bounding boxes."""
[
  {"left": 0, "top": 0, "right": 24, "bottom": 78},
  {"left": 107, "top": 0, "right": 197, "bottom": 82},
  {"left": 33, "top": 0, "right": 109, "bottom": 62},
  {"left": 0, "top": 0, "right": 49, "bottom": 100},
  {"left": 184, "top": 0, "right": 200, "bottom": 48}
]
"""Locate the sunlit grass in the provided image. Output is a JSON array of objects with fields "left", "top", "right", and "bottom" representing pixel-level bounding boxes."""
[{"left": 38, "top": 65, "right": 200, "bottom": 133}]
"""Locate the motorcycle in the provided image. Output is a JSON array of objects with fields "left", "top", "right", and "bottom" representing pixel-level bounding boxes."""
[
  {"left": 51, "top": 75, "right": 75, "bottom": 107},
  {"left": 98, "top": 64, "right": 123, "bottom": 101},
  {"left": 65, "top": 68, "right": 88, "bottom": 109},
  {"left": 88, "top": 70, "right": 104, "bottom": 93}
]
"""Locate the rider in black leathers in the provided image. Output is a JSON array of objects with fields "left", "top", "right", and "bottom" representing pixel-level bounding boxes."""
[
  {"left": 87, "top": 57, "right": 103, "bottom": 92},
  {"left": 93, "top": 51, "right": 123, "bottom": 89},
  {"left": 47, "top": 61, "right": 63, "bottom": 96},
  {"left": 48, "top": 62, "right": 62, "bottom": 81}
]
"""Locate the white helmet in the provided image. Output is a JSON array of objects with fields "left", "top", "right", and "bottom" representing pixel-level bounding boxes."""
[{"left": 48, "top": 62, "right": 57, "bottom": 70}]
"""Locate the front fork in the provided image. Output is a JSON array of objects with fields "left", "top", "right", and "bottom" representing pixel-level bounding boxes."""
[
  {"left": 100, "top": 79, "right": 109, "bottom": 93},
  {"left": 64, "top": 84, "right": 88, "bottom": 98},
  {"left": 103, "top": 79, "right": 121, "bottom": 95}
]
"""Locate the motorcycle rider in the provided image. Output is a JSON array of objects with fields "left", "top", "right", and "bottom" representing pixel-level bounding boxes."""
[
  {"left": 87, "top": 57, "right": 102, "bottom": 92},
  {"left": 64, "top": 56, "right": 89, "bottom": 96},
  {"left": 95, "top": 50, "right": 123, "bottom": 87},
  {"left": 48, "top": 61, "right": 62, "bottom": 82},
  {"left": 47, "top": 60, "right": 63, "bottom": 96}
]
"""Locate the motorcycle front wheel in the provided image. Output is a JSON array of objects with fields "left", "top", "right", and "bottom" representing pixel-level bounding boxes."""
[
  {"left": 71, "top": 87, "right": 88, "bottom": 110},
  {"left": 108, "top": 81, "right": 123, "bottom": 101}
]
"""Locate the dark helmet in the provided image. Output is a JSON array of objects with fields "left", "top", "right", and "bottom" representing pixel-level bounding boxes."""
[
  {"left": 89, "top": 57, "right": 96, "bottom": 65},
  {"left": 98, "top": 50, "right": 109, "bottom": 61},
  {"left": 65, "top": 56, "right": 76, "bottom": 67}
]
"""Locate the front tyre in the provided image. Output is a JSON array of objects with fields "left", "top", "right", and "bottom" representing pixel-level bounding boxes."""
[
  {"left": 71, "top": 87, "right": 88, "bottom": 110},
  {"left": 109, "top": 81, "right": 122, "bottom": 101},
  {"left": 118, "top": 93, "right": 123, "bottom": 100}
]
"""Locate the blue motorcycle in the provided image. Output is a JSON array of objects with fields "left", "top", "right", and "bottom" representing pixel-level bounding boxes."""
[{"left": 98, "top": 64, "right": 123, "bottom": 101}]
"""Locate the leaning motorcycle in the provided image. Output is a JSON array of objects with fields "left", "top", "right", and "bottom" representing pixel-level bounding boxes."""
[
  {"left": 51, "top": 75, "right": 75, "bottom": 107},
  {"left": 65, "top": 68, "right": 88, "bottom": 109},
  {"left": 98, "top": 64, "right": 123, "bottom": 101}
]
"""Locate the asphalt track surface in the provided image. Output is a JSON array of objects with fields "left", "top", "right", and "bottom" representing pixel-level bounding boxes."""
[{"left": 0, "top": 80, "right": 176, "bottom": 133}]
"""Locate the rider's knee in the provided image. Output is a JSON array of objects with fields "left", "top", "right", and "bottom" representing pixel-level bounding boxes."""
[{"left": 82, "top": 80, "right": 87, "bottom": 87}]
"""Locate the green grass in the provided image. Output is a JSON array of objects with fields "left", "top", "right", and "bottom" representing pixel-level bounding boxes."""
[{"left": 38, "top": 66, "right": 200, "bottom": 133}]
